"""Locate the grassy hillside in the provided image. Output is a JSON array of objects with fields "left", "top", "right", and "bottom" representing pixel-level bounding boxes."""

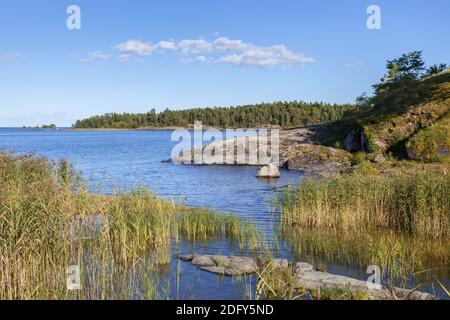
[
  {"left": 320, "top": 70, "right": 450, "bottom": 160},
  {"left": 406, "top": 110, "right": 450, "bottom": 162},
  {"left": 364, "top": 71, "right": 450, "bottom": 155}
]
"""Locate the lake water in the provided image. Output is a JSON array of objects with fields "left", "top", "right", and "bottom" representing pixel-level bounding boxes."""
[
  {"left": 0, "top": 128, "right": 448, "bottom": 299},
  {"left": 0, "top": 128, "right": 302, "bottom": 234}
]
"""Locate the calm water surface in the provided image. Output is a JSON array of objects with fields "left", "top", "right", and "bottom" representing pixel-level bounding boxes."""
[
  {"left": 0, "top": 128, "right": 447, "bottom": 299},
  {"left": 0, "top": 128, "right": 300, "bottom": 229}
]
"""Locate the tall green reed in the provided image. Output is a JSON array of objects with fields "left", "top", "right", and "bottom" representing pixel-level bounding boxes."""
[{"left": 282, "top": 169, "right": 450, "bottom": 238}]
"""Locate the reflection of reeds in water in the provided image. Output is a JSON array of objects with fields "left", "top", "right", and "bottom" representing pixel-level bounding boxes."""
[
  {"left": 175, "top": 208, "right": 260, "bottom": 250},
  {"left": 0, "top": 153, "right": 259, "bottom": 300},
  {"left": 251, "top": 228, "right": 450, "bottom": 300},
  {"left": 282, "top": 227, "right": 450, "bottom": 283}
]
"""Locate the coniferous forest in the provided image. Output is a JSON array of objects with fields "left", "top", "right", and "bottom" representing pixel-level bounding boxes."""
[{"left": 73, "top": 101, "right": 358, "bottom": 129}]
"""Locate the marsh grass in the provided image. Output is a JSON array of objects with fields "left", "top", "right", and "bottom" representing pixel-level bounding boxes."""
[
  {"left": 255, "top": 258, "right": 298, "bottom": 300},
  {"left": 253, "top": 255, "right": 370, "bottom": 300},
  {"left": 280, "top": 166, "right": 450, "bottom": 291},
  {"left": 282, "top": 227, "right": 450, "bottom": 284},
  {"left": 305, "top": 287, "right": 369, "bottom": 300},
  {"left": 254, "top": 236, "right": 449, "bottom": 300},
  {"left": 0, "top": 153, "right": 260, "bottom": 299},
  {"left": 175, "top": 208, "right": 260, "bottom": 250},
  {"left": 282, "top": 168, "right": 450, "bottom": 238}
]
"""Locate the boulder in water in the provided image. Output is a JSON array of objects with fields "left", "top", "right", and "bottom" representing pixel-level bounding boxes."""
[{"left": 256, "top": 163, "right": 280, "bottom": 178}]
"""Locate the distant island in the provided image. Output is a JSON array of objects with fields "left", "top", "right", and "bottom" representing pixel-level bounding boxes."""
[
  {"left": 23, "top": 124, "right": 57, "bottom": 129},
  {"left": 72, "top": 101, "right": 358, "bottom": 130}
]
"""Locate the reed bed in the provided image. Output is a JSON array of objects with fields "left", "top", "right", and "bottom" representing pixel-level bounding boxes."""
[
  {"left": 280, "top": 166, "right": 450, "bottom": 293},
  {"left": 282, "top": 227, "right": 450, "bottom": 283},
  {"left": 175, "top": 208, "right": 260, "bottom": 250},
  {"left": 0, "top": 153, "right": 259, "bottom": 299},
  {"left": 282, "top": 168, "right": 450, "bottom": 238}
]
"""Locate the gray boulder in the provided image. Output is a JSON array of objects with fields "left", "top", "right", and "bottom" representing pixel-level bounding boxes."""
[{"left": 179, "top": 255, "right": 286, "bottom": 276}]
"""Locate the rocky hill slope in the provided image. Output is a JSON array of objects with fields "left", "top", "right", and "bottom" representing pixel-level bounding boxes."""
[{"left": 316, "top": 71, "right": 450, "bottom": 163}]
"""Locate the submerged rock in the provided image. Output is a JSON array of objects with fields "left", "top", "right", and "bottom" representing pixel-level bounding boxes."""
[
  {"left": 294, "top": 262, "right": 435, "bottom": 300},
  {"left": 179, "top": 254, "right": 436, "bottom": 300},
  {"left": 256, "top": 163, "right": 281, "bottom": 178},
  {"left": 179, "top": 255, "right": 286, "bottom": 276},
  {"left": 195, "top": 255, "right": 258, "bottom": 276},
  {"left": 178, "top": 254, "right": 195, "bottom": 262}
]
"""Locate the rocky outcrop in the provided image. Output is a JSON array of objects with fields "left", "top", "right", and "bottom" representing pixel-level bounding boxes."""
[
  {"left": 278, "top": 127, "right": 355, "bottom": 175},
  {"left": 280, "top": 144, "right": 354, "bottom": 176},
  {"left": 407, "top": 145, "right": 449, "bottom": 161},
  {"left": 179, "top": 255, "right": 435, "bottom": 300},
  {"left": 172, "top": 135, "right": 278, "bottom": 166},
  {"left": 256, "top": 164, "right": 281, "bottom": 178},
  {"left": 343, "top": 129, "right": 368, "bottom": 152},
  {"left": 364, "top": 100, "right": 450, "bottom": 155},
  {"left": 170, "top": 125, "right": 356, "bottom": 176},
  {"left": 405, "top": 111, "right": 450, "bottom": 162}
]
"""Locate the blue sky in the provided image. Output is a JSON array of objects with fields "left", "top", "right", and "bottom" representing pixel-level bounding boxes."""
[{"left": 0, "top": 0, "right": 449, "bottom": 127}]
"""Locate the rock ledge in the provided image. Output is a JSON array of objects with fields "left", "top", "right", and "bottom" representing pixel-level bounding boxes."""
[{"left": 179, "top": 254, "right": 435, "bottom": 300}]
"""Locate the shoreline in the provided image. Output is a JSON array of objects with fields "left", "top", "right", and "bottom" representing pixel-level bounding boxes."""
[
  {"left": 66, "top": 125, "right": 284, "bottom": 131},
  {"left": 67, "top": 127, "right": 182, "bottom": 131}
]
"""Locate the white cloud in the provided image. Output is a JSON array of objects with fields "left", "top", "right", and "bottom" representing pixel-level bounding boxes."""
[
  {"left": 195, "top": 55, "right": 207, "bottom": 63},
  {"left": 115, "top": 39, "right": 156, "bottom": 56},
  {"left": 177, "top": 39, "right": 213, "bottom": 54},
  {"left": 117, "top": 53, "right": 132, "bottom": 62},
  {"left": 158, "top": 40, "right": 176, "bottom": 50},
  {"left": 89, "top": 51, "right": 111, "bottom": 61},
  {"left": 72, "top": 50, "right": 111, "bottom": 63},
  {"left": 213, "top": 37, "right": 247, "bottom": 51},
  {"left": 218, "top": 44, "right": 314, "bottom": 68},
  {"left": 219, "top": 53, "right": 278, "bottom": 68},
  {"left": 111, "top": 36, "right": 315, "bottom": 68},
  {"left": 180, "top": 55, "right": 209, "bottom": 64},
  {"left": 1, "top": 53, "right": 24, "bottom": 63}
]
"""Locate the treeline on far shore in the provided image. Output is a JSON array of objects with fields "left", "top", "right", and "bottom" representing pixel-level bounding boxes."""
[{"left": 73, "top": 101, "right": 359, "bottom": 129}]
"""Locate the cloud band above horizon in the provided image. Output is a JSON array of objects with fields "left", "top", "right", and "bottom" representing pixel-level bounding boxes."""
[{"left": 75, "top": 36, "right": 315, "bottom": 68}]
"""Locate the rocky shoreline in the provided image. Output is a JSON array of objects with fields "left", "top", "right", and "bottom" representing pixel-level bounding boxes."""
[{"left": 171, "top": 126, "right": 355, "bottom": 177}]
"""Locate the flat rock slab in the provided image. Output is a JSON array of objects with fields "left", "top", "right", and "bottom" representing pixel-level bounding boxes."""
[
  {"left": 294, "top": 262, "right": 435, "bottom": 300},
  {"left": 179, "top": 254, "right": 287, "bottom": 276},
  {"left": 179, "top": 255, "right": 435, "bottom": 300},
  {"left": 172, "top": 135, "right": 277, "bottom": 166}
]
